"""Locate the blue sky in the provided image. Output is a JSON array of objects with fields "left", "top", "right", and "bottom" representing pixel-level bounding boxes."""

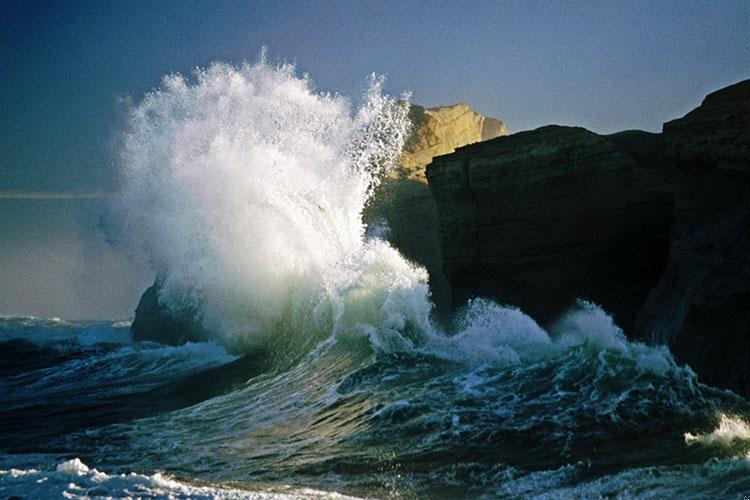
[
  {"left": 0, "top": 0, "right": 748, "bottom": 318},
  {"left": 2, "top": 0, "right": 748, "bottom": 194}
]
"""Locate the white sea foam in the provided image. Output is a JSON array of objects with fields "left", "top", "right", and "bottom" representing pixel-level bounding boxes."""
[
  {"left": 434, "top": 298, "right": 553, "bottom": 364},
  {"left": 685, "top": 413, "right": 750, "bottom": 448},
  {"left": 0, "top": 458, "right": 359, "bottom": 499},
  {"left": 427, "top": 299, "right": 678, "bottom": 379}
]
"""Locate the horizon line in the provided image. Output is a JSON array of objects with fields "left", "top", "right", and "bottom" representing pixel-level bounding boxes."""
[{"left": 0, "top": 191, "right": 111, "bottom": 200}]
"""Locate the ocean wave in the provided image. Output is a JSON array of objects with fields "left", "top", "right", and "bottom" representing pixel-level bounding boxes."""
[
  {"left": 112, "top": 59, "right": 422, "bottom": 357},
  {"left": 3, "top": 56, "right": 749, "bottom": 498}
]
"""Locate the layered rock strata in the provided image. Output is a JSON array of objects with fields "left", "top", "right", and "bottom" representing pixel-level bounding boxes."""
[
  {"left": 427, "top": 80, "right": 749, "bottom": 398},
  {"left": 427, "top": 125, "right": 674, "bottom": 333},
  {"left": 397, "top": 103, "right": 507, "bottom": 181}
]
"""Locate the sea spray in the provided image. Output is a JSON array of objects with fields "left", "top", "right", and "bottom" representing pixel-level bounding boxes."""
[
  {"left": 685, "top": 413, "right": 750, "bottom": 459},
  {"left": 114, "top": 59, "right": 431, "bottom": 353}
]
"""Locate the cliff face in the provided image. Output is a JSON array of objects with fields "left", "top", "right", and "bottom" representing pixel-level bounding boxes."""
[
  {"left": 635, "top": 80, "right": 750, "bottom": 395},
  {"left": 427, "top": 80, "right": 750, "bottom": 397},
  {"left": 427, "top": 125, "right": 674, "bottom": 333},
  {"left": 398, "top": 103, "right": 508, "bottom": 181}
]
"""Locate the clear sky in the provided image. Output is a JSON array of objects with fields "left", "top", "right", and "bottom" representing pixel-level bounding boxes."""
[{"left": 0, "top": 0, "right": 748, "bottom": 318}]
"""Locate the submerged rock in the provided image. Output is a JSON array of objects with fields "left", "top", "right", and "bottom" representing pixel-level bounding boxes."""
[
  {"left": 635, "top": 79, "right": 750, "bottom": 396},
  {"left": 130, "top": 282, "right": 208, "bottom": 345},
  {"left": 427, "top": 125, "right": 674, "bottom": 334}
]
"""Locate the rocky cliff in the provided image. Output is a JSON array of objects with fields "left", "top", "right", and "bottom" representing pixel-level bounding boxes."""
[
  {"left": 427, "top": 125, "right": 674, "bottom": 333},
  {"left": 397, "top": 103, "right": 508, "bottom": 181},
  {"left": 635, "top": 80, "right": 750, "bottom": 396},
  {"left": 427, "top": 80, "right": 749, "bottom": 397}
]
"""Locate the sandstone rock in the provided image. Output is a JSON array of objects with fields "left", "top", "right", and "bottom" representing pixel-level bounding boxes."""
[
  {"left": 635, "top": 80, "right": 750, "bottom": 396},
  {"left": 397, "top": 103, "right": 507, "bottom": 181},
  {"left": 427, "top": 125, "right": 674, "bottom": 333}
]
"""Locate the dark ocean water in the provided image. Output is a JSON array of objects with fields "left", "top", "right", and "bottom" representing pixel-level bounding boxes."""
[
  {"left": 2, "top": 314, "right": 750, "bottom": 499},
  {"left": 3, "top": 60, "right": 748, "bottom": 499}
]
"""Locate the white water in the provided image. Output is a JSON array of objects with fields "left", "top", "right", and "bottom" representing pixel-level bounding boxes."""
[
  {"left": 0, "top": 457, "right": 359, "bottom": 499},
  {"left": 685, "top": 413, "right": 750, "bottom": 448},
  {"left": 114, "top": 57, "right": 684, "bottom": 381},
  {"left": 115, "top": 58, "right": 432, "bottom": 352}
]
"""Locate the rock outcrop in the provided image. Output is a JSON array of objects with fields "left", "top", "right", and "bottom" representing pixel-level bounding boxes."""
[
  {"left": 635, "top": 80, "right": 750, "bottom": 396},
  {"left": 130, "top": 282, "right": 208, "bottom": 345},
  {"left": 397, "top": 103, "right": 508, "bottom": 181},
  {"left": 427, "top": 125, "right": 674, "bottom": 333},
  {"left": 427, "top": 80, "right": 750, "bottom": 397}
]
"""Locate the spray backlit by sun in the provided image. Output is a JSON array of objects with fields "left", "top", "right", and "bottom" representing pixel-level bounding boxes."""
[{"left": 114, "top": 58, "right": 435, "bottom": 351}]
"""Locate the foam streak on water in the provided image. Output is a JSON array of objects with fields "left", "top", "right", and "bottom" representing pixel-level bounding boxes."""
[{"left": 0, "top": 457, "right": 359, "bottom": 499}]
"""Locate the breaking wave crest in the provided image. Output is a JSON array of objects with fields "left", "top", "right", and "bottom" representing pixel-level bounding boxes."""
[
  {"left": 0, "top": 457, "right": 358, "bottom": 499},
  {"left": 112, "top": 57, "right": 687, "bottom": 382},
  {"left": 114, "top": 57, "right": 436, "bottom": 355}
]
